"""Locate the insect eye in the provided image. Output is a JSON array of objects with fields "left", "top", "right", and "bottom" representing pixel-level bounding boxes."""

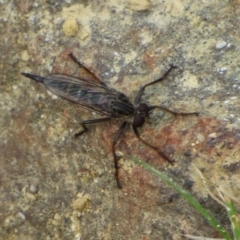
[
  {"left": 133, "top": 113, "right": 145, "bottom": 128},
  {"left": 138, "top": 103, "right": 149, "bottom": 116}
]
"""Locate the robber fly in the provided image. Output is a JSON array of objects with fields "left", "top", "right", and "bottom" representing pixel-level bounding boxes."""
[{"left": 22, "top": 53, "right": 198, "bottom": 189}]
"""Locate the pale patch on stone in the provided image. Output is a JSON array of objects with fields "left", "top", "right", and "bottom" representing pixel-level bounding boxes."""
[
  {"left": 181, "top": 71, "right": 200, "bottom": 89},
  {"left": 129, "top": 0, "right": 150, "bottom": 11},
  {"left": 62, "top": 18, "right": 79, "bottom": 37},
  {"left": 21, "top": 50, "right": 30, "bottom": 61}
]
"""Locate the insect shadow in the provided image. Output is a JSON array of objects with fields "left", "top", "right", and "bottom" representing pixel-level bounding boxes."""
[{"left": 22, "top": 53, "right": 198, "bottom": 189}]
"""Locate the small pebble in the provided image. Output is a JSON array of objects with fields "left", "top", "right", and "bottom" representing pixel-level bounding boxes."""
[
  {"left": 18, "top": 212, "right": 26, "bottom": 220},
  {"left": 62, "top": 18, "right": 78, "bottom": 37},
  {"left": 216, "top": 40, "right": 227, "bottom": 49},
  {"left": 217, "top": 67, "right": 227, "bottom": 74}
]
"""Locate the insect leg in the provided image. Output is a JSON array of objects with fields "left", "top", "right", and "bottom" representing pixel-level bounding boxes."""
[
  {"left": 134, "top": 65, "right": 176, "bottom": 105},
  {"left": 132, "top": 124, "right": 175, "bottom": 165},
  {"left": 148, "top": 106, "right": 199, "bottom": 116},
  {"left": 74, "top": 117, "right": 112, "bottom": 137},
  {"left": 68, "top": 53, "right": 107, "bottom": 87},
  {"left": 112, "top": 121, "right": 128, "bottom": 189}
]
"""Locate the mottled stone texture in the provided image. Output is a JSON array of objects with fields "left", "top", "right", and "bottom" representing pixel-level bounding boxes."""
[{"left": 1, "top": 1, "right": 239, "bottom": 239}]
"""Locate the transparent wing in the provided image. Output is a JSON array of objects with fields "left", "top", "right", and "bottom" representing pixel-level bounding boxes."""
[{"left": 43, "top": 74, "right": 122, "bottom": 115}]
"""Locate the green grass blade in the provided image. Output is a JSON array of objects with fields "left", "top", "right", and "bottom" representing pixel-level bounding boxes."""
[
  {"left": 225, "top": 199, "right": 240, "bottom": 239},
  {"left": 131, "top": 157, "right": 232, "bottom": 240}
]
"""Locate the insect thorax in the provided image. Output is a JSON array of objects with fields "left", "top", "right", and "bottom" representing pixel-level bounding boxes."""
[{"left": 110, "top": 94, "right": 134, "bottom": 117}]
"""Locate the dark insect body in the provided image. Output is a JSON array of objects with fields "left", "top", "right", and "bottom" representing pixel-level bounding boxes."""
[{"left": 22, "top": 53, "right": 198, "bottom": 189}]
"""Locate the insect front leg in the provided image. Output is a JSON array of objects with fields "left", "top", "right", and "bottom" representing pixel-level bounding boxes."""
[
  {"left": 112, "top": 121, "right": 128, "bottom": 189},
  {"left": 134, "top": 65, "right": 176, "bottom": 105},
  {"left": 74, "top": 117, "right": 112, "bottom": 137},
  {"left": 148, "top": 106, "right": 199, "bottom": 117},
  {"left": 132, "top": 124, "right": 175, "bottom": 165}
]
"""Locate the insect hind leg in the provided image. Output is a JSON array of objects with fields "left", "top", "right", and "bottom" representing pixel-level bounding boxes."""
[
  {"left": 75, "top": 117, "right": 127, "bottom": 189},
  {"left": 68, "top": 52, "right": 107, "bottom": 86},
  {"left": 112, "top": 121, "right": 128, "bottom": 189},
  {"left": 74, "top": 117, "right": 112, "bottom": 137}
]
